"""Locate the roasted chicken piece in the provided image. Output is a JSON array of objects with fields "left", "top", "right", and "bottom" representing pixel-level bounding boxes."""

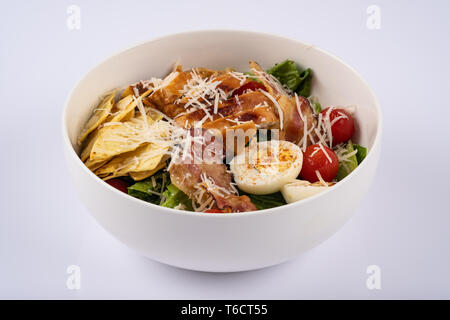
[
  {"left": 202, "top": 105, "right": 278, "bottom": 134},
  {"left": 189, "top": 67, "right": 234, "bottom": 81},
  {"left": 248, "top": 61, "right": 318, "bottom": 146},
  {"left": 121, "top": 72, "right": 192, "bottom": 119},
  {"left": 144, "top": 71, "right": 192, "bottom": 118},
  {"left": 175, "top": 91, "right": 279, "bottom": 154},
  {"left": 174, "top": 91, "right": 275, "bottom": 126},
  {"left": 142, "top": 69, "right": 246, "bottom": 119},
  {"left": 215, "top": 72, "right": 247, "bottom": 94}
]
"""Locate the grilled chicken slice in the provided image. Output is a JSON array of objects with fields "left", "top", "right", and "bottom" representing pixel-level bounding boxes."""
[
  {"left": 174, "top": 91, "right": 279, "bottom": 155},
  {"left": 145, "top": 71, "right": 192, "bottom": 110},
  {"left": 248, "top": 61, "right": 318, "bottom": 146},
  {"left": 147, "top": 69, "right": 245, "bottom": 119},
  {"left": 189, "top": 67, "right": 234, "bottom": 81},
  {"left": 202, "top": 105, "right": 278, "bottom": 133},
  {"left": 174, "top": 91, "right": 274, "bottom": 126},
  {"left": 214, "top": 72, "right": 247, "bottom": 94}
]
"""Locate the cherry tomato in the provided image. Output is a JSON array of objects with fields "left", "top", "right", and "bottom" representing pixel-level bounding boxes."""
[
  {"left": 105, "top": 178, "right": 130, "bottom": 193},
  {"left": 232, "top": 81, "right": 267, "bottom": 96},
  {"left": 320, "top": 108, "right": 355, "bottom": 145},
  {"left": 300, "top": 144, "right": 339, "bottom": 182},
  {"left": 204, "top": 209, "right": 225, "bottom": 213}
]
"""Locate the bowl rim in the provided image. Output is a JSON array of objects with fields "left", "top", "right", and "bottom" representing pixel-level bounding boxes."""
[{"left": 62, "top": 29, "right": 382, "bottom": 218}]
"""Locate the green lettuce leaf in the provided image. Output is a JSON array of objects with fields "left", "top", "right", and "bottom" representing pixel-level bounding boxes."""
[
  {"left": 308, "top": 97, "right": 322, "bottom": 113},
  {"left": 267, "top": 60, "right": 303, "bottom": 91},
  {"left": 127, "top": 170, "right": 168, "bottom": 204},
  {"left": 296, "top": 68, "right": 312, "bottom": 97},
  {"left": 337, "top": 141, "right": 359, "bottom": 181},
  {"left": 353, "top": 144, "right": 367, "bottom": 164},
  {"left": 161, "top": 184, "right": 193, "bottom": 210},
  {"left": 313, "top": 102, "right": 322, "bottom": 113},
  {"left": 241, "top": 191, "right": 287, "bottom": 210},
  {"left": 267, "top": 60, "right": 313, "bottom": 97}
]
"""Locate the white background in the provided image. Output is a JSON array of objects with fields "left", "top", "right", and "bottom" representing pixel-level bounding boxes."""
[{"left": 1, "top": 0, "right": 449, "bottom": 299}]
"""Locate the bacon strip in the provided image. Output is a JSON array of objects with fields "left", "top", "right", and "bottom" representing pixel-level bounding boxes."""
[
  {"left": 278, "top": 95, "right": 317, "bottom": 145},
  {"left": 168, "top": 129, "right": 257, "bottom": 212},
  {"left": 170, "top": 163, "right": 233, "bottom": 199},
  {"left": 169, "top": 163, "right": 256, "bottom": 212},
  {"left": 212, "top": 193, "right": 257, "bottom": 213}
]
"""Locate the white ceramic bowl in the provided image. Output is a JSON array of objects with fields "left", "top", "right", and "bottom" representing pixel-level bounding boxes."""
[{"left": 63, "top": 31, "right": 381, "bottom": 272}]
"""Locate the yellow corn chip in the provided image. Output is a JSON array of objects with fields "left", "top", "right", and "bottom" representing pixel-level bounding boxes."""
[
  {"left": 95, "top": 146, "right": 145, "bottom": 179},
  {"left": 80, "top": 130, "right": 100, "bottom": 162},
  {"left": 89, "top": 115, "right": 157, "bottom": 162},
  {"left": 78, "top": 90, "right": 116, "bottom": 144},
  {"left": 89, "top": 124, "right": 139, "bottom": 162},
  {"left": 147, "top": 108, "right": 164, "bottom": 121},
  {"left": 121, "top": 109, "right": 135, "bottom": 122},
  {"left": 84, "top": 158, "right": 108, "bottom": 172},
  {"left": 110, "top": 89, "right": 152, "bottom": 122},
  {"left": 129, "top": 161, "right": 166, "bottom": 181},
  {"left": 95, "top": 143, "right": 167, "bottom": 180},
  {"left": 132, "top": 145, "right": 169, "bottom": 173},
  {"left": 107, "top": 95, "right": 134, "bottom": 122},
  {"left": 121, "top": 86, "right": 134, "bottom": 98}
]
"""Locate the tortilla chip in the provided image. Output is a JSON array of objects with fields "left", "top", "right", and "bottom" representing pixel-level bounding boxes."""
[
  {"left": 84, "top": 158, "right": 108, "bottom": 172},
  {"left": 94, "top": 145, "right": 147, "bottom": 179},
  {"left": 108, "top": 94, "right": 135, "bottom": 123},
  {"left": 121, "top": 109, "right": 135, "bottom": 121},
  {"left": 129, "top": 161, "right": 167, "bottom": 181},
  {"left": 81, "top": 95, "right": 137, "bottom": 161},
  {"left": 111, "top": 94, "right": 132, "bottom": 113},
  {"left": 95, "top": 143, "right": 168, "bottom": 180},
  {"left": 132, "top": 146, "right": 169, "bottom": 173},
  {"left": 89, "top": 124, "right": 139, "bottom": 162},
  {"left": 89, "top": 115, "right": 157, "bottom": 162},
  {"left": 78, "top": 90, "right": 116, "bottom": 144},
  {"left": 147, "top": 108, "right": 164, "bottom": 121},
  {"left": 109, "top": 89, "right": 152, "bottom": 122},
  {"left": 80, "top": 130, "right": 100, "bottom": 162},
  {"left": 121, "top": 86, "right": 134, "bottom": 98}
]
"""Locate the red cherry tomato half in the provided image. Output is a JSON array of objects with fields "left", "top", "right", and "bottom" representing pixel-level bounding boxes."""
[
  {"left": 300, "top": 144, "right": 339, "bottom": 183},
  {"left": 105, "top": 178, "right": 130, "bottom": 193},
  {"left": 232, "top": 81, "right": 267, "bottom": 96},
  {"left": 320, "top": 108, "right": 355, "bottom": 145},
  {"left": 204, "top": 209, "right": 225, "bottom": 213}
]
